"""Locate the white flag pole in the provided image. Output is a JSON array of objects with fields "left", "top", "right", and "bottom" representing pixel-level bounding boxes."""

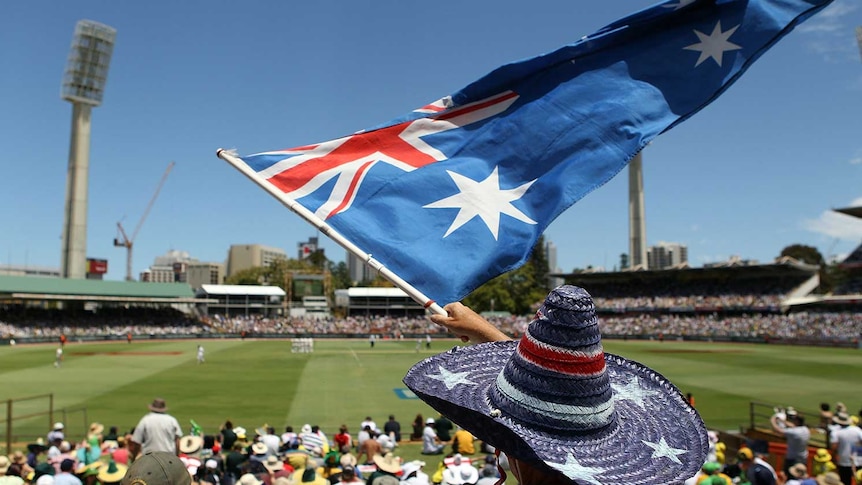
[{"left": 216, "top": 148, "right": 446, "bottom": 316}]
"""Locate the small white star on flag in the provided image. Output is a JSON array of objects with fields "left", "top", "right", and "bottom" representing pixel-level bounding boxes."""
[
  {"left": 427, "top": 366, "right": 477, "bottom": 390},
  {"left": 662, "top": 0, "right": 696, "bottom": 10},
  {"left": 684, "top": 20, "right": 742, "bottom": 67},
  {"left": 643, "top": 437, "right": 689, "bottom": 464}
]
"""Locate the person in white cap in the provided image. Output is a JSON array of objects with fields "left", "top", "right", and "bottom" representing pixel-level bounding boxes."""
[
  {"left": 47, "top": 423, "right": 65, "bottom": 444},
  {"left": 421, "top": 419, "right": 444, "bottom": 455}
]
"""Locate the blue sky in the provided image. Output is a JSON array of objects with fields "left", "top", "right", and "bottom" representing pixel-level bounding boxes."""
[{"left": 2, "top": 0, "right": 861, "bottom": 282}]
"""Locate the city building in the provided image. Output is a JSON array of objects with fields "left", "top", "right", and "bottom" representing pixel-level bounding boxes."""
[
  {"left": 226, "top": 244, "right": 287, "bottom": 277},
  {"left": 140, "top": 250, "right": 195, "bottom": 283},
  {"left": 346, "top": 252, "right": 374, "bottom": 284},
  {"left": 297, "top": 237, "right": 319, "bottom": 260},
  {"left": 545, "top": 240, "right": 565, "bottom": 288},
  {"left": 186, "top": 262, "right": 225, "bottom": 290},
  {"left": 646, "top": 242, "right": 689, "bottom": 270}
]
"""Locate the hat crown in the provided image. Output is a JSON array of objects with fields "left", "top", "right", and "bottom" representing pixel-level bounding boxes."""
[{"left": 488, "top": 286, "right": 616, "bottom": 434}]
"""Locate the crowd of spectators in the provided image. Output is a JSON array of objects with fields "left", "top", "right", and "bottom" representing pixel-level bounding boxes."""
[{"left": 1, "top": 308, "right": 859, "bottom": 343}]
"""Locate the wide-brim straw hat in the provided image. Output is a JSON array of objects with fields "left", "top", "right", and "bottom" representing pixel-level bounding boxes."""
[
  {"left": 251, "top": 442, "right": 268, "bottom": 455},
  {"left": 98, "top": 461, "right": 128, "bottom": 483},
  {"left": 179, "top": 435, "right": 204, "bottom": 455},
  {"left": 814, "top": 448, "right": 832, "bottom": 462},
  {"left": 340, "top": 453, "right": 357, "bottom": 467},
  {"left": 442, "top": 464, "right": 479, "bottom": 485},
  {"left": 263, "top": 455, "right": 284, "bottom": 472},
  {"left": 0, "top": 456, "right": 10, "bottom": 474},
  {"left": 789, "top": 463, "right": 808, "bottom": 479},
  {"left": 817, "top": 472, "right": 842, "bottom": 485},
  {"left": 89, "top": 423, "right": 105, "bottom": 436},
  {"left": 148, "top": 398, "right": 168, "bottom": 412},
  {"left": 373, "top": 453, "right": 402, "bottom": 474},
  {"left": 832, "top": 412, "right": 852, "bottom": 426},
  {"left": 404, "top": 285, "right": 708, "bottom": 485}
]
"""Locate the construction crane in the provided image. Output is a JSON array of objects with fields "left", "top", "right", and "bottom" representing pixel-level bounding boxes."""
[{"left": 114, "top": 161, "right": 175, "bottom": 281}]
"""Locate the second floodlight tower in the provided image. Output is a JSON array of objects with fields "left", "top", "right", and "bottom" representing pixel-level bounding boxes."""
[{"left": 60, "top": 20, "right": 116, "bottom": 279}]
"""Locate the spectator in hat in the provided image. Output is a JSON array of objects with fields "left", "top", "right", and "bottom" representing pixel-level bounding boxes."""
[
  {"left": 420, "top": 419, "right": 444, "bottom": 456},
  {"left": 52, "top": 459, "right": 81, "bottom": 485},
  {"left": 399, "top": 460, "right": 428, "bottom": 485},
  {"left": 816, "top": 472, "right": 842, "bottom": 485},
  {"left": 366, "top": 453, "right": 401, "bottom": 485},
  {"left": 9, "top": 451, "right": 32, "bottom": 480},
  {"left": 27, "top": 439, "right": 48, "bottom": 468},
  {"left": 771, "top": 408, "right": 811, "bottom": 474},
  {"left": 738, "top": 448, "right": 777, "bottom": 485},
  {"left": 199, "top": 458, "right": 223, "bottom": 485},
  {"left": 122, "top": 451, "right": 191, "bottom": 485},
  {"left": 224, "top": 442, "right": 249, "bottom": 485},
  {"left": 812, "top": 448, "right": 837, "bottom": 477},
  {"left": 785, "top": 463, "right": 815, "bottom": 485},
  {"left": 0, "top": 455, "right": 25, "bottom": 485},
  {"left": 333, "top": 465, "right": 363, "bottom": 484},
  {"left": 828, "top": 412, "right": 862, "bottom": 485},
  {"left": 130, "top": 398, "right": 183, "bottom": 456},
  {"left": 96, "top": 461, "right": 126, "bottom": 485},
  {"left": 409, "top": 286, "right": 708, "bottom": 485},
  {"left": 47, "top": 424, "right": 65, "bottom": 444}
]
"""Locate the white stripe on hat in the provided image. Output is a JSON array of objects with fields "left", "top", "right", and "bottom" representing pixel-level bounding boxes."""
[{"left": 494, "top": 373, "right": 615, "bottom": 427}]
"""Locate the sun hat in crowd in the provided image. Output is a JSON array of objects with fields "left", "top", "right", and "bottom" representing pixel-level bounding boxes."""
[
  {"left": 404, "top": 285, "right": 708, "bottom": 485},
  {"left": 121, "top": 451, "right": 191, "bottom": 485},
  {"left": 832, "top": 411, "right": 852, "bottom": 426},
  {"left": 817, "top": 472, "right": 842, "bottom": 485},
  {"left": 251, "top": 442, "right": 268, "bottom": 455},
  {"left": 238, "top": 474, "right": 263, "bottom": 485},
  {"left": 263, "top": 455, "right": 284, "bottom": 473},
  {"left": 75, "top": 462, "right": 103, "bottom": 477},
  {"left": 0, "top": 456, "right": 10, "bottom": 474},
  {"left": 88, "top": 423, "right": 104, "bottom": 436},
  {"left": 814, "top": 448, "right": 832, "bottom": 463},
  {"left": 425, "top": 418, "right": 435, "bottom": 425},
  {"left": 442, "top": 464, "right": 479, "bottom": 485},
  {"left": 340, "top": 453, "right": 357, "bottom": 467},
  {"left": 36, "top": 475, "right": 54, "bottom": 485},
  {"left": 301, "top": 424, "right": 312, "bottom": 434},
  {"left": 401, "top": 460, "right": 426, "bottom": 479},
  {"left": 179, "top": 435, "right": 204, "bottom": 455},
  {"left": 148, "top": 398, "right": 168, "bottom": 413},
  {"left": 234, "top": 426, "right": 247, "bottom": 440},
  {"left": 789, "top": 463, "right": 808, "bottom": 479},
  {"left": 738, "top": 448, "right": 754, "bottom": 461},
  {"left": 53, "top": 422, "right": 64, "bottom": 431},
  {"left": 98, "top": 461, "right": 127, "bottom": 484},
  {"left": 701, "top": 462, "right": 721, "bottom": 474},
  {"left": 373, "top": 453, "right": 402, "bottom": 474}
]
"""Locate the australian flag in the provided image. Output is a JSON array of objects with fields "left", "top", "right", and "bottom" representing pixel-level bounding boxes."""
[{"left": 229, "top": 0, "right": 832, "bottom": 307}]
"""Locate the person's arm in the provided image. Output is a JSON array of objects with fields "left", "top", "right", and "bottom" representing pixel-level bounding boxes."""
[
  {"left": 770, "top": 415, "right": 787, "bottom": 434},
  {"left": 429, "top": 302, "right": 512, "bottom": 344}
]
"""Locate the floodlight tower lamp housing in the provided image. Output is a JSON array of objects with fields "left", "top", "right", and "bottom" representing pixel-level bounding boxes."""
[{"left": 61, "top": 20, "right": 116, "bottom": 107}]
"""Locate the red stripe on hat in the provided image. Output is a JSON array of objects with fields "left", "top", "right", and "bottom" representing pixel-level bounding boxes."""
[{"left": 517, "top": 335, "right": 606, "bottom": 376}]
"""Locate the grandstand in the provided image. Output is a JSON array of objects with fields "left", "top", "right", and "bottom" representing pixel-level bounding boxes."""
[{"left": 830, "top": 205, "right": 862, "bottom": 295}]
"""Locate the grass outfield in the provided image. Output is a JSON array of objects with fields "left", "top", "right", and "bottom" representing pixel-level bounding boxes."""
[{"left": 2, "top": 338, "right": 860, "bottom": 469}]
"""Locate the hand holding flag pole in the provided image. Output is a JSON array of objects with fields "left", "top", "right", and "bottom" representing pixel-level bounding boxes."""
[{"left": 217, "top": 148, "right": 448, "bottom": 316}]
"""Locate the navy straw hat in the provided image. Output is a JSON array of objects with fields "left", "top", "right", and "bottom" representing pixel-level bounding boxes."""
[{"left": 404, "top": 285, "right": 708, "bottom": 484}]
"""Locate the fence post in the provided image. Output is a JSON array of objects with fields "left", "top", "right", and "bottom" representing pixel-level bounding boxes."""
[{"left": 6, "top": 399, "right": 11, "bottom": 456}]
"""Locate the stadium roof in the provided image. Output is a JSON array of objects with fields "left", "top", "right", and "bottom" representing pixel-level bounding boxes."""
[
  {"left": 834, "top": 206, "right": 862, "bottom": 219},
  {"left": 0, "top": 274, "right": 199, "bottom": 303},
  {"left": 552, "top": 259, "right": 818, "bottom": 285},
  {"left": 198, "top": 284, "right": 285, "bottom": 296}
]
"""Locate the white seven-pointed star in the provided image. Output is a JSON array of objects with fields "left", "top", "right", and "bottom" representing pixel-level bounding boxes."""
[
  {"left": 683, "top": 20, "right": 742, "bottom": 67},
  {"left": 423, "top": 167, "right": 537, "bottom": 239},
  {"left": 427, "top": 366, "right": 477, "bottom": 390},
  {"left": 611, "top": 376, "right": 661, "bottom": 410},
  {"left": 548, "top": 453, "right": 606, "bottom": 485},
  {"left": 662, "top": 0, "right": 696, "bottom": 10},
  {"left": 643, "top": 437, "right": 689, "bottom": 464}
]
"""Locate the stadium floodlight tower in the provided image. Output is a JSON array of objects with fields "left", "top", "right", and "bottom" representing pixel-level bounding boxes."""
[
  {"left": 60, "top": 20, "right": 116, "bottom": 279},
  {"left": 628, "top": 152, "right": 648, "bottom": 270}
]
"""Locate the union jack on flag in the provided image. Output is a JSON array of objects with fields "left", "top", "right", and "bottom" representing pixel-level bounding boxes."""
[{"left": 228, "top": 0, "right": 832, "bottom": 307}]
